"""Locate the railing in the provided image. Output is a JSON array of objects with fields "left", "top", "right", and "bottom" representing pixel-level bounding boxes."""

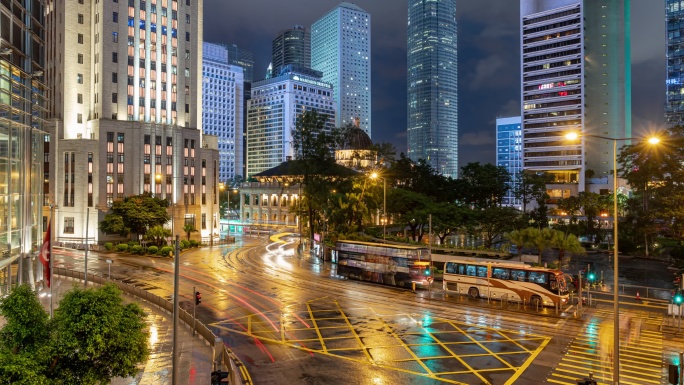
[{"left": 53, "top": 267, "right": 252, "bottom": 385}]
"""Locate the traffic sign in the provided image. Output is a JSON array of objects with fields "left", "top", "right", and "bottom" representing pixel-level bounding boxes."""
[{"left": 426, "top": 277, "right": 433, "bottom": 284}]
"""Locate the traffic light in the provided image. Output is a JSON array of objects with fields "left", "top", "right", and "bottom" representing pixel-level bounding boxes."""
[
  {"left": 587, "top": 271, "right": 596, "bottom": 283},
  {"left": 211, "top": 370, "right": 228, "bottom": 385},
  {"left": 424, "top": 268, "right": 431, "bottom": 276},
  {"left": 674, "top": 290, "right": 683, "bottom": 306},
  {"left": 195, "top": 291, "right": 202, "bottom": 306}
]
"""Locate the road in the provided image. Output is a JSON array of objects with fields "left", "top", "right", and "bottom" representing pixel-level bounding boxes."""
[{"left": 52, "top": 235, "right": 680, "bottom": 385}]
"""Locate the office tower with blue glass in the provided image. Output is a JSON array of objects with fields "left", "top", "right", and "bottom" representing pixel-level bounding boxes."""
[
  {"left": 203, "top": 42, "right": 245, "bottom": 183},
  {"left": 667, "top": 1, "right": 684, "bottom": 126},
  {"left": 407, "top": 0, "right": 458, "bottom": 178},
  {"left": 521, "top": 0, "right": 630, "bottom": 196},
  {"left": 272, "top": 25, "right": 311, "bottom": 76},
  {"left": 311, "top": 2, "right": 371, "bottom": 135},
  {"left": 496, "top": 117, "right": 523, "bottom": 209}
]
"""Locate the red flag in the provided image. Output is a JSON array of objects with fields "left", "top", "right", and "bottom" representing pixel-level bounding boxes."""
[{"left": 39, "top": 220, "right": 51, "bottom": 288}]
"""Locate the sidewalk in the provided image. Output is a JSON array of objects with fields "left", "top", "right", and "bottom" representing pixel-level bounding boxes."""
[{"left": 39, "top": 275, "right": 213, "bottom": 385}]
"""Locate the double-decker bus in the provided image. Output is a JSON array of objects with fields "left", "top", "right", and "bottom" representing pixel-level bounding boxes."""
[
  {"left": 335, "top": 240, "right": 431, "bottom": 287},
  {"left": 442, "top": 256, "right": 569, "bottom": 308}
]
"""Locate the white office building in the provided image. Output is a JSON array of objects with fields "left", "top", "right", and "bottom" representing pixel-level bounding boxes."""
[
  {"left": 202, "top": 42, "right": 244, "bottom": 182},
  {"left": 246, "top": 66, "right": 335, "bottom": 177},
  {"left": 311, "top": 2, "right": 371, "bottom": 136},
  {"left": 521, "top": 0, "right": 631, "bottom": 198}
]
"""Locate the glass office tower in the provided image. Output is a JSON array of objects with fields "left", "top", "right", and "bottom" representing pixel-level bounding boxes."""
[
  {"left": 667, "top": 0, "right": 684, "bottom": 126},
  {"left": 496, "top": 117, "right": 523, "bottom": 209},
  {"left": 407, "top": 0, "right": 458, "bottom": 178},
  {"left": 272, "top": 25, "right": 310, "bottom": 76}
]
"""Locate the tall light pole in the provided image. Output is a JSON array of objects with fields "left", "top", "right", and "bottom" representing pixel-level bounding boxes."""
[
  {"left": 566, "top": 132, "right": 659, "bottom": 384},
  {"left": 370, "top": 172, "right": 386, "bottom": 241}
]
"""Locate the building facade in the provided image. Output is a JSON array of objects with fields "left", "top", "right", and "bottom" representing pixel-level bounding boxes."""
[
  {"left": 45, "top": 0, "right": 220, "bottom": 244},
  {"left": 520, "top": 0, "right": 631, "bottom": 196},
  {"left": 272, "top": 25, "right": 310, "bottom": 76},
  {"left": 311, "top": 2, "right": 371, "bottom": 135},
  {"left": 0, "top": 0, "right": 48, "bottom": 286},
  {"left": 407, "top": 0, "right": 458, "bottom": 178},
  {"left": 667, "top": 0, "right": 684, "bottom": 126},
  {"left": 496, "top": 117, "right": 522, "bottom": 209},
  {"left": 223, "top": 43, "right": 253, "bottom": 179},
  {"left": 246, "top": 65, "right": 335, "bottom": 178},
  {"left": 202, "top": 42, "right": 244, "bottom": 183}
]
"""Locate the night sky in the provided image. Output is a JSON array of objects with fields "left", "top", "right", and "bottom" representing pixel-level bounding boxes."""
[{"left": 203, "top": 0, "right": 665, "bottom": 167}]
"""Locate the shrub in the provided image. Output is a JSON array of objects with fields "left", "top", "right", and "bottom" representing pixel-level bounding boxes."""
[
  {"left": 147, "top": 246, "right": 158, "bottom": 255},
  {"left": 117, "top": 244, "right": 129, "bottom": 252},
  {"left": 104, "top": 242, "right": 114, "bottom": 251},
  {"left": 160, "top": 246, "right": 173, "bottom": 257},
  {"left": 127, "top": 240, "right": 139, "bottom": 248},
  {"left": 130, "top": 245, "right": 143, "bottom": 254},
  {"left": 180, "top": 239, "right": 190, "bottom": 249},
  {"left": 189, "top": 240, "right": 198, "bottom": 248}
]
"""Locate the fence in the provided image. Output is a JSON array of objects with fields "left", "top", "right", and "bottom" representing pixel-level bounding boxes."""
[{"left": 53, "top": 267, "right": 252, "bottom": 385}]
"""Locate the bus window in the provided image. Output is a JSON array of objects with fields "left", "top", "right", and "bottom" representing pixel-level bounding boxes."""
[
  {"left": 528, "top": 271, "right": 548, "bottom": 284},
  {"left": 466, "top": 265, "right": 477, "bottom": 276},
  {"left": 511, "top": 269, "right": 526, "bottom": 281},
  {"left": 477, "top": 266, "right": 487, "bottom": 278},
  {"left": 492, "top": 267, "right": 510, "bottom": 280},
  {"left": 458, "top": 264, "right": 465, "bottom": 275},
  {"left": 446, "top": 262, "right": 456, "bottom": 274}
]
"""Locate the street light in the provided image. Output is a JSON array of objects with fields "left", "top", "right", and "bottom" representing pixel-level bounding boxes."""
[
  {"left": 370, "top": 172, "right": 387, "bottom": 241},
  {"left": 565, "top": 131, "right": 659, "bottom": 384}
]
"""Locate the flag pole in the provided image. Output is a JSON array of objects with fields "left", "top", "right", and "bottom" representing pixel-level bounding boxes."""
[{"left": 49, "top": 205, "right": 54, "bottom": 318}]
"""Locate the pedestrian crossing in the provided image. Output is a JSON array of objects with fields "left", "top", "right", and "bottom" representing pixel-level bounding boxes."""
[{"left": 547, "top": 310, "right": 664, "bottom": 385}]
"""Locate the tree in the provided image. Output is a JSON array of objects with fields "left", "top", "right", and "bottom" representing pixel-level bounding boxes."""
[
  {"left": 506, "top": 228, "right": 531, "bottom": 256},
  {"left": 456, "top": 162, "right": 511, "bottom": 209},
  {"left": 527, "top": 227, "right": 555, "bottom": 263},
  {"left": 474, "top": 206, "right": 520, "bottom": 248},
  {"left": 0, "top": 284, "right": 148, "bottom": 385},
  {"left": 387, "top": 188, "right": 434, "bottom": 242},
  {"left": 145, "top": 225, "right": 171, "bottom": 247},
  {"left": 551, "top": 230, "right": 585, "bottom": 267},
  {"left": 99, "top": 193, "right": 170, "bottom": 238},
  {"left": 432, "top": 203, "right": 469, "bottom": 245},
  {"left": 183, "top": 223, "right": 197, "bottom": 241},
  {"left": 514, "top": 171, "right": 552, "bottom": 213}
]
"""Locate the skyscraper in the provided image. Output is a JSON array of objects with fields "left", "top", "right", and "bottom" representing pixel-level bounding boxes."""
[
  {"left": 407, "top": 0, "right": 458, "bottom": 178},
  {"left": 496, "top": 117, "right": 523, "bottom": 209},
  {"left": 311, "top": 2, "right": 371, "bottom": 135},
  {"left": 667, "top": 1, "right": 684, "bottom": 126},
  {"left": 246, "top": 66, "right": 335, "bottom": 177},
  {"left": 521, "top": 0, "right": 631, "bottom": 195},
  {"left": 225, "top": 44, "right": 254, "bottom": 84},
  {"left": 45, "top": 0, "right": 220, "bottom": 243},
  {"left": 272, "top": 25, "right": 311, "bottom": 76},
  {"left": 203, "top": 42, "right": 245, "bottom": 183},
  {"left": 0, "top": 0, "right": 47, "bottom": 280}
]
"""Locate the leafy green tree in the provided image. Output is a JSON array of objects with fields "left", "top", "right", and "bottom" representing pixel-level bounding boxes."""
[
  {"left": 0, "top": 284, "right": 148, "bottom": 385},
  {"left": 145, "top": 225, "right": 171, "bottom": 247},
  {"left": 432, "top": 203, "right": 469, "bottom": 245},
  {"left": 387, "top": 188, "right": 434, "bottom": 242},
  {"left": 456, "top": 162, "right": 511, "bottom": 209},
  {"left": 99, "top": 193, "right": 170, "bottom": 238},
  {"left": 183, "top": 223, "right": 197, "bottom": 241},
  {"left": 527, "top": 227, "right": 555, "bottom": 263},
  {"left": 514, "top": 171, "right": 553, "bottom": 213},
  {"left": 506, "top": 228, "right": 532, "bottom": 255},
  {"left": 474, "top": 206, "right": 520, "bottom": 248}
]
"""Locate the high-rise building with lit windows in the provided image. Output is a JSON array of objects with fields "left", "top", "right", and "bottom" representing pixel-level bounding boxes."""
[
  {"left": 496, "top": 117, "right": 522, "bottom": 209},
  {"left": 246, "top": 65, "right": 335, "bottom": 178},
  {"left": 407, "top": 0, "right": 458, "bottom": 178},
  {"left": 45, "top": 0, "right": 220, "bottom": 244},
  {"left": 667, "top": 0, "right": 684, "bottom": 126},
  {"left": 311, "top": 2, "right": 371, "bottom": 136},
  {"left": 0, "top": 0, "right": 48, "bottom": 283},
  {"left": 202, "top": 42, "right": 244, "bottom": 182},
  {"left": 521, "top": 0, "right": 630, "bottom": 196}
]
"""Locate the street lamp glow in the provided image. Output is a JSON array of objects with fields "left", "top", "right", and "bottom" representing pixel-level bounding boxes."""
[
  {"left": 647, "top": 136, "right": 660, "bottom": 145},
  {"left": 370, "top": 172, "right": 379, "bottom": 179},
  {"left": 565, "top": 132, "right": 579, "bottom": 141}
]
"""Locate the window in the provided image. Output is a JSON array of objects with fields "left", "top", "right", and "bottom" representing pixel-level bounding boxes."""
[
  {"left": 185, "top": 31, "right": 190, "bottom": 41},
  {"left": 78, "top": 54, "right": 83, "bottom": 64},
  {"left": 184, "top": 68, "right": 189, "bottom": 77},
  {"left": 185, "top": 49, "right": 190, "bottom": 59},
  {"left": 77, "top": 73, "right": 83, "bottom": 84},
  {"left": 112, "top": 73, "right": 117, "bottom": 83},
  {"left": 201, "top": 213, "right": 206, "bottom": 229},
  {"left": 112, "top": 93, "right": 118, "bottom": 103},
  {"left": 77, "top": 114, "right": 83, "bottom": 123},
  {"left": 112, "top": 32, "right": 118, "bottom": 42},
  {"left": 186, "top": 14, "right": 190, "bottom": 23},
  {"left": 64, "top": 218, "right": 75, "bottom": 234},
  {"left": 112, "top": 52, "right": 118, "bottom": 63},
  {"left": 78, "top": 34, "right": 84, "bottom": 44},
  {"left": 528, "top": 271, "right": 548, "bottom": 284},
  {"left": 77, "top": 94, "right": 83, "bottom": 104},
  {"left": 113, "top": 11, "right": 118, "bottom": 22},
  {"left": 78, "top": 14, "right": 84, "bottom": 24}
]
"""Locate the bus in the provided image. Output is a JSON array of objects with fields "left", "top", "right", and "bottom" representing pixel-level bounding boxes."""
[
  {"left": 442, "top": 256, "right": 569, "bottom": 308},
  {"left": 335, "top": 240, "right": 431, "bottom": 287}
]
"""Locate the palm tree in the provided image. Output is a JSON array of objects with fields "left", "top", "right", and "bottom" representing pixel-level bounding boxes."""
[
  {"left": 551, "top": 230, "right": 585, "bottom": 268},
  {"left": 505, "top": 228, "right": 530, "bottom": 256},
  {"left": 183, "top": 223, "right": 197, "bottom": 241},
  {"left": 528, "top": 227, "right": 555, "bottom": 264}
]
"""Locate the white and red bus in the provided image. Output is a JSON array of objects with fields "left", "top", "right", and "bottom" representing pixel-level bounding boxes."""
[
  {"left": 335, "top": 240, "right": 431, "bottom": 288},
  {"left": 442, "top": 256, "right": 569, "bottom": 308}
]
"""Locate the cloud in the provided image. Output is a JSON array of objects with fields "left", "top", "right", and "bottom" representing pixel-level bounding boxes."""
[
  {"left": 460, "top": 131, "right": 495, "bottom": 146},
  {"left": 468, "top": 55, "right": 505, "bottom": 89},
  {"left": 497, "top": 99, "right": 520, "bottom": 119}
]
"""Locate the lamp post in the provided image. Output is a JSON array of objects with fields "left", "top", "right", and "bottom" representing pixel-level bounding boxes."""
[
  {"left": 370, "top": 172, "right": 386, "bottom": 241},
  {"left": 566, "top": 132, "right": 659, "bottom": 384}
]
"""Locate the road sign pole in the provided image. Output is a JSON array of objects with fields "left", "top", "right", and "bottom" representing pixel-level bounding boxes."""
[{"left": 193, "top": 285, "right": 196, "bottom": 336}]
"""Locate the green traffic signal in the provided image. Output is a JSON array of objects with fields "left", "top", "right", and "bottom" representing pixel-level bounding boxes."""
[
  {"left": 587, "top": 272, "right": 596, "bottom": 282},
  {"left": 675, "top": 292, "right": 683, "bottom": 305},
  {"left": 425, "top": 269, "right": 430, "bottom": 276}
]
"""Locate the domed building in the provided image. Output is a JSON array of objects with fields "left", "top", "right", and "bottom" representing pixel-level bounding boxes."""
[{"left": 335, "top": 124, "right": 376, "bottom": 170}]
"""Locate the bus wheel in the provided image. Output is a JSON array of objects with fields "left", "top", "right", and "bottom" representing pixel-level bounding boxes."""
[
  {"left": 531, "top": 295, "right": 542, "bottom": 308},
  {"left": 468, "top": 287, "right": 479, "bottom": 299}
]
